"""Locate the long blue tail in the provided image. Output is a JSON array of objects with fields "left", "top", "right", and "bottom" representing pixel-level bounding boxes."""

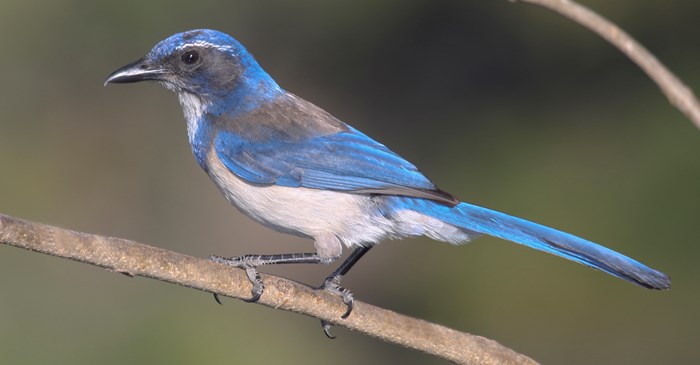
[{"left": 393, "top": 197, "right": 670, "bottom": 290}]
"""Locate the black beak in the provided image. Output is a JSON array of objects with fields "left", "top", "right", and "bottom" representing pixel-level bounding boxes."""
[{"left": 104, "top": 57, "right": 167, "bottom": 86}]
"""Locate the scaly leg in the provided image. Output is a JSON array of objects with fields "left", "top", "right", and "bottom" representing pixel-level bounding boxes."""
[{"left": 209, "top": 253, "right": 326, "bottom": 302}]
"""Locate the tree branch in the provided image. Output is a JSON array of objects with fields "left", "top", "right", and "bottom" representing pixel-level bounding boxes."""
[
  {"left": 0, "top": 213, "right": 538, "bottom": 365},
  {"left": 512, "top": 0, "right": 700, "bottom": 129}
]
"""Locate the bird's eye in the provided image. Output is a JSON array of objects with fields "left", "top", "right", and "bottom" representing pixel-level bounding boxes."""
[{"left": 181, "top": 50, "right": 200, "bottom": 65}]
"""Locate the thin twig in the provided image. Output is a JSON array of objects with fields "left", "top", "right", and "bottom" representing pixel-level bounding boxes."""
[
  {"left": 512, "top": 0, "right": 700, "bottom": 129},
  {"left": 0, "top": 213, "right": 538, "bottom": 365}
]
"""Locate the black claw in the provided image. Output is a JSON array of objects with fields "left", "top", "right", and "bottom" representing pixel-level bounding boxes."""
[
  {"left": 209, "top": 255, "right": 267, "bottom": 303},
  {"left": 321, "top": 275, "right": 355, "bottom": 319},
  {"left": 242, "top": 287, "right": 263, "bottom": 302},
  {"left": 321, "top": 320, "right": 336, "bottom": 339},
  {"left": 242, "top": 294, "right": 261, "bottom": 303},
  {"left": 338, "top": 287, "right": 355, "bottom": 318},
  {"left": 242, "top": 266, "right": 265, "bottom": 302},
  {"left": 213, "top": 293, "right": 223, "bottom": 305},
  {"left": 341, "top": 298, "right": 353, "bottom": 319}
]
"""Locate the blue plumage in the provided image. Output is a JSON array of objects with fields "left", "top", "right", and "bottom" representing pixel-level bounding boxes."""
[
  {"left": 215, "top": 126, "right": 454, "bottom": 202},
  {"left": 105, "top": 29, "right": 670, "bottom": 312},
  {"left": 384, "top": 197, "right": 670, "bottom": 289}
]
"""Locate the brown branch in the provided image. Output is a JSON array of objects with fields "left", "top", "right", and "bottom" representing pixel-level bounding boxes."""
[
  {"left": 512, "top": 0, "right": 700, "bottom": 129},
  {"left": 0, "top": 213, "right": 538, "bottom": 365}
]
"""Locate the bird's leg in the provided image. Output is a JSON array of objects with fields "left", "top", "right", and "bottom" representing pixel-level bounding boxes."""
[
  {"left": 209, "top": 253, "right": 325, "bottom": 302},
  {"left": 319, "top": 246, "right": 372, "bottom": 338},
  {"left": 210, "top": 247, "right": 372, "bottom": 339}
]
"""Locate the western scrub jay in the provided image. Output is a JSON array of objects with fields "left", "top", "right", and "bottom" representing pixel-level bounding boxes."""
[{"left": 105, "top": 29, "right": 670, "bottom": 334}]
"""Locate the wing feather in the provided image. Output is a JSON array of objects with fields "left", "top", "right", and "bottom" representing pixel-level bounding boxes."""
[{"left": 214, "top": 127, "right": 459, "bottom": 206}]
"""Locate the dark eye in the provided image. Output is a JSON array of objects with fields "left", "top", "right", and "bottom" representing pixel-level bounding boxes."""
[{"left": 181, "top": 50, "right": 200, "bottom": 65}]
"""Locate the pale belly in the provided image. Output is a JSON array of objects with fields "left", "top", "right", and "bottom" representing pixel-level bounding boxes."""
[{"left": 206, "top": 151, "right": 396, "bottom": 247}]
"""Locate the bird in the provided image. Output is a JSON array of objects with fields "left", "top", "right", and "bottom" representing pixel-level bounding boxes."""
[{"left": 105, "top": 29, "right": 670, "bottom": 333}]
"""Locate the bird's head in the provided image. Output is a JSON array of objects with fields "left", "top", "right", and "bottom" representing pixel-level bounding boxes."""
[{"left": 105, "top": 29, "right": 281, "bottom": 116}]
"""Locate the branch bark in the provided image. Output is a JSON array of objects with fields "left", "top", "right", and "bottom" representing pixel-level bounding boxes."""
[
  {"left": 512, "top": 0, "right": 700, "bottom": 129},
  {"left": 0, "top": 213, "right": 538, "bottom": 365}
]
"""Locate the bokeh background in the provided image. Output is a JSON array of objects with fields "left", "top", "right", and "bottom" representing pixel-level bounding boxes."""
[{"left": 1, "top": 0, "right": 698, "bottom": 364}]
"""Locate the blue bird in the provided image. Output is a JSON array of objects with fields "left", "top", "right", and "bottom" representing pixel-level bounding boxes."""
[{"left": 105, "top": 29, "right": 670, "bottom": 330}]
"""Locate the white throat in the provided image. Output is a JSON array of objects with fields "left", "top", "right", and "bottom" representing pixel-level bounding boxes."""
[{"left": 177, "top": 92, "right": 210, "bottom": 144}]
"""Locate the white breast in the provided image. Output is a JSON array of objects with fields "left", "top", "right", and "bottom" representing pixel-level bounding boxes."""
[{"left": 206, "top": 151, "right": 396, "bottom": 247}]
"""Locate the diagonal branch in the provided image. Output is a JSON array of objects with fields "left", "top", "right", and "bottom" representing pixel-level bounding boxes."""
[
  {"left": 512, "top": 0, "right": 700, "bottom": 129},
  {"left": 0, "top": 213, "right": 538, "bottom": 365}
]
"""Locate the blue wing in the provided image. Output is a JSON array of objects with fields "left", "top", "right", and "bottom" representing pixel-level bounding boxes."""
[{"left": 214, "top": 127, "right": 459, "bottom": 205}]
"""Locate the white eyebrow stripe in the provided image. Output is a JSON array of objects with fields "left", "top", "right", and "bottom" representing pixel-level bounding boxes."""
[{"left": 176, "top": 40, "right": 235, "bottom": 53}]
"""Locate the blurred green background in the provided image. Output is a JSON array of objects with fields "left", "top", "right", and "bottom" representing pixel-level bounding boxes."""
[{"left": 1, "top": 0, "right": 698, "bottom": 364}]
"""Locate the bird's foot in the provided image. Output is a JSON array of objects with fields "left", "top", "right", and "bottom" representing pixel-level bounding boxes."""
[
  {"left": 320, "top": 274, "right": 354, "bottom": 318},
  {"left": 209, "top": 255, "right": 265, "bottom": 303},
  {"left": 317, "top": 273, "right": 355, "bottom": 339}
]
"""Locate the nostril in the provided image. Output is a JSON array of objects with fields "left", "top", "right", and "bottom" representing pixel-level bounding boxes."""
[{"left": 139, "top": 64, "right": 148, "bottom": 69}]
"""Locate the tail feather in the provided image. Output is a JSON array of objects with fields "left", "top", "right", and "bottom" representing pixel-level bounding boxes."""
[{"left": 399, "top": 198, "right": 671, "bottom": 290}]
